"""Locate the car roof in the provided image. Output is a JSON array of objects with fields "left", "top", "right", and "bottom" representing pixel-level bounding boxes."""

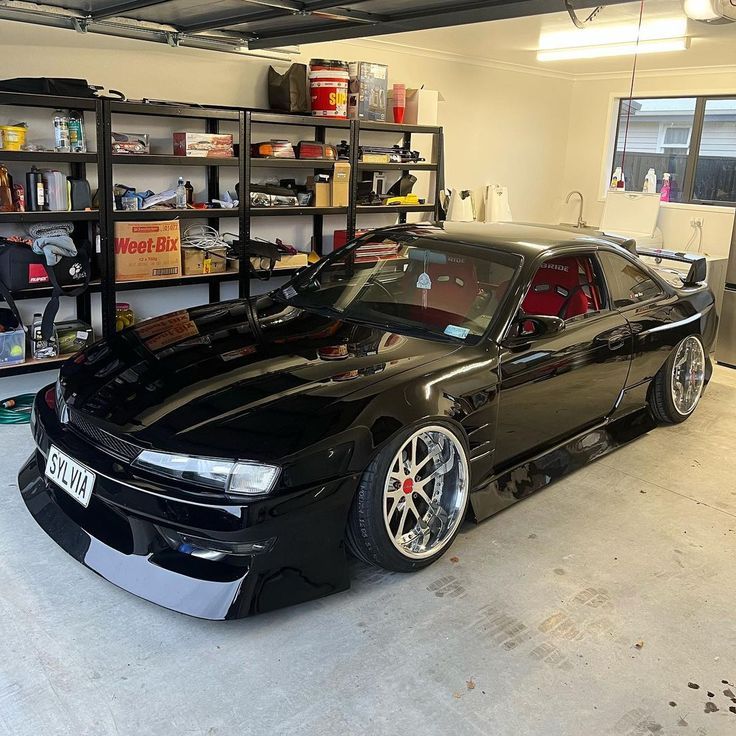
[{"left": 386, "top": 221, "right": 627, "bottom": 259}]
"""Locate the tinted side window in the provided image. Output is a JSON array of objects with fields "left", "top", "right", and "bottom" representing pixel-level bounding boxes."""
[
  {"left": 599, "top": 251, "right": 663, "bottom": 307},
  {"left": 521, "top": 254, "right": 606, "bottom": 321}
]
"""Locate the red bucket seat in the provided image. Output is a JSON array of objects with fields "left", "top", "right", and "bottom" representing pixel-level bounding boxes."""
[{"left": 521, "top": 257, "right": 588, "bottom": 319}]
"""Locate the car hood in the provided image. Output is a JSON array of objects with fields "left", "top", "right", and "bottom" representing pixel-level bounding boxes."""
[{"left": 60, "top": 296, "right": 464, "bottom": 460}]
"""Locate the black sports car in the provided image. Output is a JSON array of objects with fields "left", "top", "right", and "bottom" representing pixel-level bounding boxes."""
[{"left": 20, "top": 222, "right": 716, "bottom": 619}]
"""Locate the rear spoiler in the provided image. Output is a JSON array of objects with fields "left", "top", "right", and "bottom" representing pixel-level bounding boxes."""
[{"left": 637, "top": 247, "right": 707, "bottom": 287}]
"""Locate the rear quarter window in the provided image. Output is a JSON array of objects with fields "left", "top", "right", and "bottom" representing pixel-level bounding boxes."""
[{"left": 599, "top": 251, "right": 663, "bottom": 308}]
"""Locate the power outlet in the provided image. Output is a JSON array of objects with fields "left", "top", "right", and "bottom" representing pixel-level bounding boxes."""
[{"left": 690, "top": 217, "right": 704, "bottom": 228}]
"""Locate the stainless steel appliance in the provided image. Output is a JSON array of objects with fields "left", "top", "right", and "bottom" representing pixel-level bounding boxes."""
[{"left": 719, "top": 247, "right": 736, "bottom": 367}]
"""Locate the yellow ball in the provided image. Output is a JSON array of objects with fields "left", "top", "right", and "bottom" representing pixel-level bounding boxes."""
[{"left": 10, "top": 344, "right": 23, "bottom": 357}]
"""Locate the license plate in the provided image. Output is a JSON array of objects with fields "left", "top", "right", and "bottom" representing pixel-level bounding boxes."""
[{"left": 45, "top": 445, "right": 96, "bottom": 508}]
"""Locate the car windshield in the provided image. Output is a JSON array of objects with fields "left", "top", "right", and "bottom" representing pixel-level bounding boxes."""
[{"left": 277, "top": 230, "right": 520, "bottom": 342}]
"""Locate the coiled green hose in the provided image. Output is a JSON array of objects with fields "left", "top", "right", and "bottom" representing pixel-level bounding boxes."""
[{"left": 0, "top": 395, "right": 35, "bottom": 425}]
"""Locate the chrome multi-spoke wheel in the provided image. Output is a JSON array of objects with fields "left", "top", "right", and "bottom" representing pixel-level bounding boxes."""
[
  {"left": 650, "top": 334, "right": 707, "bottom": 425},
  {"left": 671, "top": 335, "right": 705, "bottom": 416},
  {"left": 381, "top": 426, "right": 469, "bottom": 560}
]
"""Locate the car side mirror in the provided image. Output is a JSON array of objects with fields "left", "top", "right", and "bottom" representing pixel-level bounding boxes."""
[{"left": 501, "top": 315, "right": 565, "bottom": 348}]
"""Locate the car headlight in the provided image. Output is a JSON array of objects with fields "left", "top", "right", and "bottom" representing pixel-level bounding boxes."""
[{"left": 132, "top": 450, "right": 280, "bottom": 497}]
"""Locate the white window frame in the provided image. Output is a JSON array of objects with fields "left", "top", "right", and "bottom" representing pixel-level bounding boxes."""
[{"left": 657, "top": 123, "right": 692, "bottom": 153}]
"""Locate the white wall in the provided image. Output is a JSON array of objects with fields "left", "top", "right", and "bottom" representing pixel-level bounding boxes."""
[
  {"left": 0, "top": 21, "right": 574, "bottom": 225},
  {"left": 0, "top": 20, "right": 573, "bottom": 394},
  {"left": 558, "top": 68, "right": 736, "bottom": 247}
]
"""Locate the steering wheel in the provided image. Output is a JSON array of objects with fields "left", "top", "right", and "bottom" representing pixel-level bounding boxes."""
[{"left": 366, "top": 277, "right": 398, "bottom": 304}]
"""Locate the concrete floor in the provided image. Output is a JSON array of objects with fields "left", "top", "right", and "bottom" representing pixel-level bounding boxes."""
[{"left": 2, "top": 369, "right": 736, "bottom": 736}]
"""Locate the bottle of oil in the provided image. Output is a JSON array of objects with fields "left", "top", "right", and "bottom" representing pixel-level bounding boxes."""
[
  {"left": 67, "top": 110, "right": 86, "bottom": 153},
  {"left": 26, "top": 167, "right": 45, "bottom": 211}
]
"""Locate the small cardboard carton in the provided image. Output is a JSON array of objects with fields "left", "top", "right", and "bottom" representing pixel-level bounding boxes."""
[
  {"left": 307, "top": 175, "right": 331, "bottom": 207},
  {"left": 182, "top": 245, "right": 229, "bottom": 276},
  {"left": 173, "top": 132, "right": 234, "bottom": 158},
  {"left": 114, "top": 220, "right": 181, "bottom": 281},
  {"left": 387, "top": 88, "right": 442, "bottom": 125},
  {"left": 331, "top": 161, "right": 351, "bottom": 207}
]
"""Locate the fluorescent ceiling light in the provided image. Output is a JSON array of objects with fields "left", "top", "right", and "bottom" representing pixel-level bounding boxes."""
[
  {"left": 537, "top": 16, "right": 689, "bottom": 61},
  {"left": 538, "top": 37, "right": 690, "bottom": 61},
  {"left": 683, "top": 0, "right": 722, "bottom": 20}
]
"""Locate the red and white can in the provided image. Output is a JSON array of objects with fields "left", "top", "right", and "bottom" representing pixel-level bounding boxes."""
[{"left": 309, "top": 59, "right": 349, "bottom": 119}]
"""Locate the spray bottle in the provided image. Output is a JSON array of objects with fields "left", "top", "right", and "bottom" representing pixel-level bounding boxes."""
[{"left": 660, "top": 173, "right": 671, "bottom": 202}]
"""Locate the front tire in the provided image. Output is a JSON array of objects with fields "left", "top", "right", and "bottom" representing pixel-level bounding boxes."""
[
  {"left": 649, "top": 334, "right": 706, "bottom": 424},
  {"left": 347, "top": 423, "right": 470, "bottom": 572}
]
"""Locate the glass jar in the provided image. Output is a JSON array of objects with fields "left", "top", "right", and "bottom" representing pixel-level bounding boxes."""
[{"left": 115, "top": 302, "right": 135, "bottom": 332}]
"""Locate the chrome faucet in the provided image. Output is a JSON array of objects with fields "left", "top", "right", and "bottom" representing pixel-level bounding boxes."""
[{"left": 565, "top": 190, "right": 586, "bottom": 228}]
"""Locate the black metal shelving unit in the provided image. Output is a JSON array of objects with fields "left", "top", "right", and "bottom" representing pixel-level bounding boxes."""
[
  {"left": 0, "top": 91, "right": 444, "bottom": 378},
  {"left": 0, "top": 91, "right": 103, "bottom": 378}
]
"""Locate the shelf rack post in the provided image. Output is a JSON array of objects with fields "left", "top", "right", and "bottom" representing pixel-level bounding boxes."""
[
  {"left": 205, "top": 116, "right": 221, "bottom": 304},
  {"left": 97, "top": 97, "right": 117, "bottom": 337},
  {"left": 238, "top": 109, "right": 252, "bottom": 301},
  {"left": 347, "top": 120, "right": 360, "bottom": 240},
  {"left": 435, "top": 127, "right": 446, "bottom": 221}
]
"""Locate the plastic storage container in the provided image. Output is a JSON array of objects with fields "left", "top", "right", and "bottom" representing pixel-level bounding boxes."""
[
  {"left": 0, "top": 125, "right": 27, "bottom": 151},
  {"left": 0, "top": 328, "right": 26, "bottom": 365},
  {"left": 115, "top": 303, "right": 135, "bottom": 332},
  {"left": 309, "top": 59, "right": 349, "bottom": 119}
]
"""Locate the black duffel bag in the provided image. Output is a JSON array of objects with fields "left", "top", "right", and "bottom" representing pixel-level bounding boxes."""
[
  {"left": 0, "top": 77, "right": 98, "bottom": 98},
  {"left": 0, "top": 240, "right": 92, "bottom": 339},
  {"left": 0, "top": 77, "right": 126, "bottom": 100}
]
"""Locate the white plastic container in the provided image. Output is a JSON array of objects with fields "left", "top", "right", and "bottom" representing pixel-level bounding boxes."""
[
  {"left": 643, "top": 168, "right": 657, "bottom": 194},
  {"left": 42, "top": 169, "right": 69, "bottom": 211}
]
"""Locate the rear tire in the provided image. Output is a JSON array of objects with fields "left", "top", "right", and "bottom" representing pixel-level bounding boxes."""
[
  {"left": 649, "top": 334, "right": 706, "bottom": 424},
  {"left": 347, "top": 423, "right": 470, "bottom": 572}
]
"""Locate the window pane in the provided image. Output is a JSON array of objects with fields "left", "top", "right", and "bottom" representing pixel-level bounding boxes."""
[
  {"left": 693, "top": 98, "right": 736, "bottom": 203},
  {"left": 286, "top": 235, "right": 519, "bottom": 342},
  {"left": 521, "top": 255, "right": 605, "bottom": 321},
  {"left": 599, "top": 252, "right": 662, "bottom": 308},
  {"left": 612, "top": 97, "right": 696, "bottom": 203}
]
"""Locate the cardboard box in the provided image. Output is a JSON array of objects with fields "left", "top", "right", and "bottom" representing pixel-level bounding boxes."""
[
  {"left": 173, "top": 132, "right": 234, "bottom": 158},
  {"left": 307, "top": 176, "right": 331, "bottom": 208},
  {"left": 114, "top": 220, "right": 181, "bottom": 281},
  {"left": 182, "top": 246, "right": 229, "bottom": 275},
  {"left": 331, "top": 161, "right": 351, "bottom": 207},
  {"left": 314, "top": 182, "right": 330, "bottom": 207},
  {"left": 387, "top": 88, "right": 441, "bottom": 125},
  {"left": 348, "top": 62, "right": 388, "bottom": 121}
]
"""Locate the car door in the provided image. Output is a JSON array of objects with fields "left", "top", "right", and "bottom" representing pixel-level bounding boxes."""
[{"left": 493, "top": 250, "right": 632, "bottom": 471}]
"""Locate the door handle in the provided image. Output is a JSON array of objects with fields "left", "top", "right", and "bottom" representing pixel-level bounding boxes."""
[{"left": 608, "top": 337, "right": 625, "bottom": 351}]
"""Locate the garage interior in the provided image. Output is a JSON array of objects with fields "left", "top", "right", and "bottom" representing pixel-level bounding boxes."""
[{"left": 1, "top": 1, "right": 736, "bottom": 734}]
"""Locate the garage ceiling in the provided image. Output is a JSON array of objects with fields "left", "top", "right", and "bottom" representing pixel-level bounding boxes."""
[{"left": 0, "top": 0, "right": 635, "bottom": 52}]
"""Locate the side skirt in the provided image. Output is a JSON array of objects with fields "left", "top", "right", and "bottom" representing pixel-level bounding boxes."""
[{"left": 469, "top": 408, "right": 656, "bottom": 523}]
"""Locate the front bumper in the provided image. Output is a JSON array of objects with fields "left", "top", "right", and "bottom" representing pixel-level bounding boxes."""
[{"left": 19, "top": 391, "right": 356, "bottom": 620}]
